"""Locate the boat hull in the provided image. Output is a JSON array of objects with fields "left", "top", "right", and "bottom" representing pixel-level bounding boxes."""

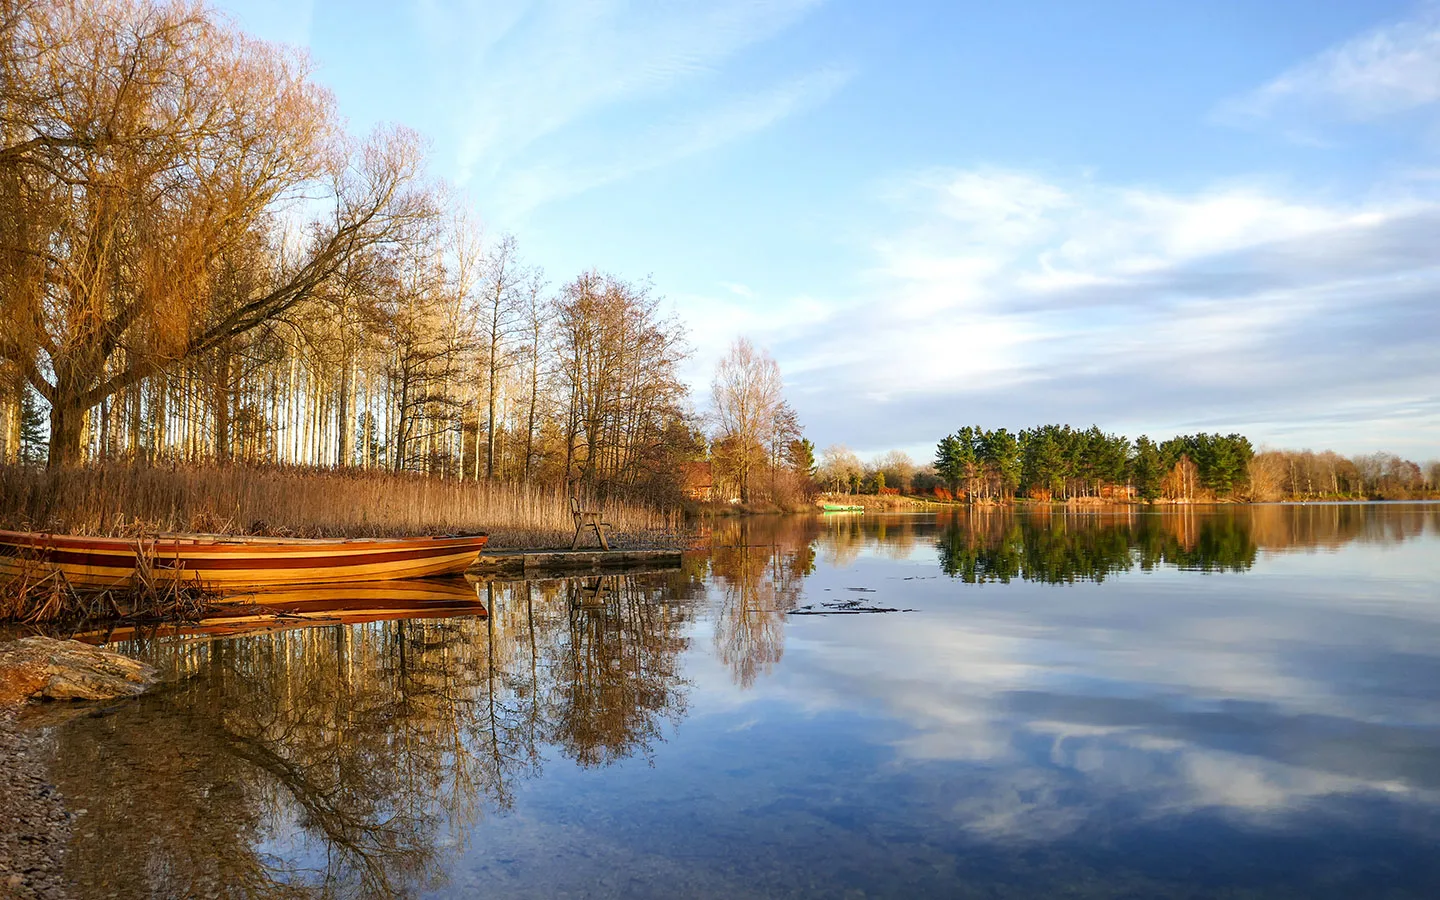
[{"left": 0, "top": 530, "right": 489, "bottom": 589}]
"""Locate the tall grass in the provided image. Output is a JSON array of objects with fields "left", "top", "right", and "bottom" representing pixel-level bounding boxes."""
[{"left": 0, "top": 464, "right": 684, "bottom": 548}]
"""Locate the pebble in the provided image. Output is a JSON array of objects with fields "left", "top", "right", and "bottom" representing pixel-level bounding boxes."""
[{"left": 0, "top": 708, "right": 72, "bottom": 899}]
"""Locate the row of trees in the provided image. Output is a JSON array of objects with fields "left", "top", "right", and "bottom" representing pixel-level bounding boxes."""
[
  {"left": 929, "top": 426, "right": 1255, "bottom": 502},
  {"left": 921, "top": 426, "right": 1438, "bottom": 502},
  {"left": 1248, "top": 449, "right": 1440, "bottom": 501},
  {"left": 0, "top": 0, "right": 702, "bottom": 499},
  {"left": 815, "top": 445, "right": 916, "bottom": 496},
  {"left": 819, "top": 430, "right": 1439, "bottom": 504}
]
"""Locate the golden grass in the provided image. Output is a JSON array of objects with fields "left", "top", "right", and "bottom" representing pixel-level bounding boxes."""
[
  {"left": 0, "top": 464, "right": 683, "bottom": 549},
  {"left": 1, "top": 566, "right": 218, "bottom": 626}
]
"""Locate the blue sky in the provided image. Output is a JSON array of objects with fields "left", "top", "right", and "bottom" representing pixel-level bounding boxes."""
[{"left": 217, "top": 0, "right": 1439, "bottom": 462}]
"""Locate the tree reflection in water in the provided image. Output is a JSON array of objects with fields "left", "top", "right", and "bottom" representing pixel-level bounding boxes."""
[
  {"left": 707, "top": 517, "right": 817, "bottom": 689},
  {"left": 36, "top": 504, "right": 1438, "bottom": 897},
  {"left": 43, "top": 570, "right": 699, "bottom": 899},
  {"left": 933, "top": 503, "right": 1440, "bottom": 583},
  {"left": 936, "top": 506, "right": 1260, "bottom": 583},
  {"left": 547, "top": 575, "right": 693, "bottom": 767}
]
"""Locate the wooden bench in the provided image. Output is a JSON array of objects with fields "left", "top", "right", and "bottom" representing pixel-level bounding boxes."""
[{"left": 570, "top": 497, "right": 611, "bottom": 550}]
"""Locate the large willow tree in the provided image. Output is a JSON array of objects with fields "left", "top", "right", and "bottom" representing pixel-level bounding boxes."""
[{"left": 0, "top": 0, "right": 429, "bottom": 467}]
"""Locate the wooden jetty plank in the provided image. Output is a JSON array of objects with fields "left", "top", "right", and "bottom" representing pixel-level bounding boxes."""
[
  {"left": 467, "top": 560, "right": 683, "bottom": 583},
  {"left": 468, "top": 548, "right": 682, "bottom": 575}
]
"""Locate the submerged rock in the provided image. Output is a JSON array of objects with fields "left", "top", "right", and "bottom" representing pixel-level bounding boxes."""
[{"left": 0, "top": 637, "right": 157, "bottom": 706}]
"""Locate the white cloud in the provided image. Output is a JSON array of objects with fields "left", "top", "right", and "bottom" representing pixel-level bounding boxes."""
[
  {"left": 670, "top": 288, "right": 833, "bottom": 393},
  {"left": 1217, "top": 6, "right": 1440, "bottom": 124},
  {"left": 756, "top": 563, "right": 1440, "bottom": 841},
  {"left": 775, "top": 166, "right": 1440, "bottom": 457}
]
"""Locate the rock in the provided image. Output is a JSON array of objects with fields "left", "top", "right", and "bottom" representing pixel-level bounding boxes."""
[{"left": 0, "top": 637, "right": 157, "bottom": 705}]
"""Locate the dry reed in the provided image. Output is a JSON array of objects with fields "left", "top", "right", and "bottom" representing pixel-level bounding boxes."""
[
  {"left": 1, "top": 559, "right": 218, "bottom": 628},
  {"left": 0, "top": 464, "right": 684, "bottom": 548}
]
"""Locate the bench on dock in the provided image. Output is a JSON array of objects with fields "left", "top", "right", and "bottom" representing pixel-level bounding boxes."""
[{"left": 570, "top": 497, "right": 611, "bottom": 551}]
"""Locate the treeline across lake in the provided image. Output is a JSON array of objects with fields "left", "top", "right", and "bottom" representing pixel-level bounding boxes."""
[
  {"left": 925, "top": 425, "right": 1437, "bottom": 503},
  {"left": 933, "top": 426, "right": 1255, "bottom": 502}
]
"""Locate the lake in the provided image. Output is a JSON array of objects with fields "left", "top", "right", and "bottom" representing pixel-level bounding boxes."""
[{"left": 35, "top": 503, "right": 1440, "bottom": 898}]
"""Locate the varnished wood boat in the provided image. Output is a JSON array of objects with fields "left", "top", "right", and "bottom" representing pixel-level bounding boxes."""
[{"left": 0, "top": 530, "right": 489, "bottom": 589}]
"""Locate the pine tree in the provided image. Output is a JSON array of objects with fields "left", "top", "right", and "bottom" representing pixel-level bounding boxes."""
[
  {"left": 935, "top": 434, "right": 963, "bottom": 496},
  {"left": 1130, "top": 435, "right": 1163, "bottom": 501},
  {"left": 19, "top": 389, "right": 47, "bottom": 465},
  {"left": 786, "top": 438, "right": 817, "bottom": 477}
]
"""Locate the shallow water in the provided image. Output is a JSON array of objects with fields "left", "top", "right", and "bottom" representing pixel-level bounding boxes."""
[{"left": 36, "top": 503, "right": 1440, "bottom": 898}]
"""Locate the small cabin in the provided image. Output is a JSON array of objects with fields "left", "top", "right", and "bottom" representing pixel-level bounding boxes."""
[{"left": 681, "top": 461, "right": 714, "bottom": 501}]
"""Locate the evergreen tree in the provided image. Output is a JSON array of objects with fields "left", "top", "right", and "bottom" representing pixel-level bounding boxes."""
[
  {"left": 19, "top": 389, "right": 47, "bottom": 465},
  {"left": 786, "top": 438, "right": 817, "bottom": 477},
  {"left": 953, "top": 426, "right": 980, "bottom": 501},
  {"left": 975, "top": 428, "right": 1017, "bottom": 500},
  {"left": 935, "top": 434, "right": 963, "bottom": 496},
  {"left": 937, "top": 424, "right": 1258, "bottom": 502},
  {"left": 1020, "top": 426, "right": 1068, "bottom": 499},
  {"left": 1130, "top": 435, "right": 1163, "bottom": 501}
]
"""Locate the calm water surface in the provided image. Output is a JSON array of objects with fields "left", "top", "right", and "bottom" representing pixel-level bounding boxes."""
[{"left": 36, "top": 504, "right": 1440, "bottom": 898}]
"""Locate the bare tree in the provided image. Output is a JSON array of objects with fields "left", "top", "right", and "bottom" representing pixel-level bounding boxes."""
[
  {"left": 518, "top": 271, "right": 548, "bottom": 480},
  {"left": 710, "top": 338, "right": 783, "bottom": 503},
  {"left": 818, "top": 444, "right": 863, "bottom": 494},
  {"left": 477, "top": 234, "right": 524, "bottom": 479},
  {"left": 0, "top": 0, "right": 432, "bottom": 467},
  {"left": 553, "top": 271, "right": 689, "bottom": 493}
]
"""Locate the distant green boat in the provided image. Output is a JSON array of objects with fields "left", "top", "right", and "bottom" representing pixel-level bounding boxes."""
[{"left": 821, "top": 504, "right": 864, "bottom": 512}]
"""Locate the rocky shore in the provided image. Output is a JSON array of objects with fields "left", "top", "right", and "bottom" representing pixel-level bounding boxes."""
[{"left": 0, "top": 638, "right": 159, "bottom": 899}]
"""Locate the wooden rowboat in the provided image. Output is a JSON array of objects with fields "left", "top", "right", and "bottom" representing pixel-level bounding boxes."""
[
  {"left": 0, "top": 530, "right": 489, "bottom": 589},
  {"left": 821, "top": 503, "right": 865, "bottom": 512}
]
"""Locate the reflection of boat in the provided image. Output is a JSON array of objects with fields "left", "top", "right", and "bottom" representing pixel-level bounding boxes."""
[
  {"left": 71, "top": 578, "right": 488, "bottom": 643},
  {"left": 821, "top": 504, "right": 865, "bottom": 513},
  {"left": 0, "top": 530, "right": 488, "bottom": 589}
]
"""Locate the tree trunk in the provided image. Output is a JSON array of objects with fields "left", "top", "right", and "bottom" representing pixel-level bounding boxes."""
[
  {"left": 336, "top": 360, "right": 352, "bottom": 468},
  {"left": 486, "top": 374, "right": 498, "bottom": 479},
  {"left": 214, "top": 355, "right": 233, "bottom": 462},
  {"left": 47, "top": 396, "right": 86, "bottom": 469},
  {"left": 0, "top": 394, "right": 15, "bottom": 463}
]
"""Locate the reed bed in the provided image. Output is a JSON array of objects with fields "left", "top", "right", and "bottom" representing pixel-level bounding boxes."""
[
  {"left": 1, "top": 559, "right": 217, "bottom": 627},
  {"left": 0, "top": 464, "right": 685, "bottom": 549}
]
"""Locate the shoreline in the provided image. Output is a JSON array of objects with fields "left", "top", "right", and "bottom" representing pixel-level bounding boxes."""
[{"left": 815, "top": 494, "right": 1440, "bottom": 511}]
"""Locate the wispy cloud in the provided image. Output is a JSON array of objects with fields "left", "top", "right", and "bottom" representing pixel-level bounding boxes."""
[
  {"left": 1216, "top": 5, "right": 1440, "bottom": 126},
  {"left": 763, "top": 560, "right": 1440, "bottom": 841},
  {"left": 770, "top": 167, "right": 1440, "bottom": 457},
  {"left": 410, "top": 0, "right": 835, "bottom": 215},
  {"left": 491, "top": 66, "right": 849, "bottom": 216}
]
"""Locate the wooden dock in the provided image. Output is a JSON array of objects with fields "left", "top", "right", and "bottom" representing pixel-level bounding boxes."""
[{"left": 467, "top": 548, "right": 683, "bottom": 577}]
